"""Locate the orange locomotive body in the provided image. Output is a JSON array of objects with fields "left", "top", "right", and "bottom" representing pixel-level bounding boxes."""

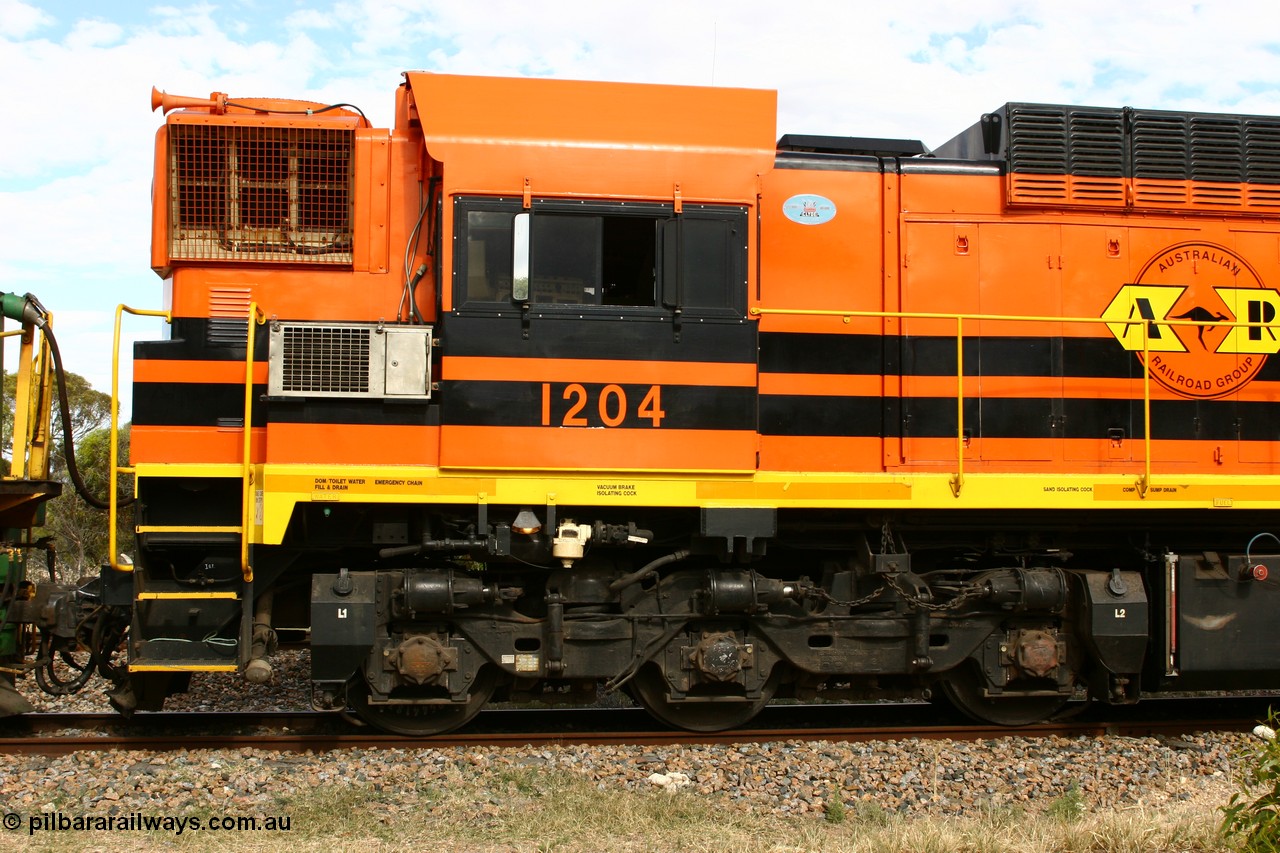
[{"left": 103, "top": 75, "right": 1280, "bottom": 731}]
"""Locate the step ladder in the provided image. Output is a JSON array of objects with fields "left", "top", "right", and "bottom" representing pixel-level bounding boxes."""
[{"left": 109, "top": 303, "right": 266, "bottom": 674}]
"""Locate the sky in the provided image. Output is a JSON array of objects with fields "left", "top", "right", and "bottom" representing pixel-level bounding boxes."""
[{"left": 2, "top": 0, "right": 1280, "bottom": 417}]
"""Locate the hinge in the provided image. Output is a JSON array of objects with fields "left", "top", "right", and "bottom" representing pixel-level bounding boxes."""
[
  {"left": 673, "top": 183, "right": 682, "bottom": 214},
  {"left": 523, "top": 177, "right": 532, "bottom": 209}
]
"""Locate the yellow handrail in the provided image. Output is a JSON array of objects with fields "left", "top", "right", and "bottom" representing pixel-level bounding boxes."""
[
  {"left": 951, "top": 317, "right": 964, "bottom": 497},
  {"left": 750, "top": 306, "right": 1276, "bottom": 499},
  {"left": 241, "top": 303, "right": 267, "bottom": 583},
  {"left": 1140, "top": 325, "right": 1152, "bottom": 497},
  {"left": 109, "top": 305, "right": 172, "bottom": 573}
]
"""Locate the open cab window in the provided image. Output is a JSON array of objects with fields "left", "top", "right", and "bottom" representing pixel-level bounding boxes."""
[{"left": 455, "top": 197, "right": 746, "bottom": 318}]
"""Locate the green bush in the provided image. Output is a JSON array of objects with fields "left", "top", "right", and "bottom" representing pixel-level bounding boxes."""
[
  {"left": 1046, "top": 782, "right": 1086, "bottom": 822},
  {"left": 1222, "top": 710, "right": 1280, "bottom": 852}
]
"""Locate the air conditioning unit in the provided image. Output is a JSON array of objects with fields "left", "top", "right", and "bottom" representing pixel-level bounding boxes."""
[{"left": 268, "top": 322, "right": 432, "bottom": 399}]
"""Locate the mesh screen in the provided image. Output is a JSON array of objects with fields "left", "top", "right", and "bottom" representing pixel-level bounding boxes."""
[
  {"left": 169, "top": 124, "right": 353, "bottom": 264},
  {"left": 279, "top": 325, "right": 371, "bottom": 393}
]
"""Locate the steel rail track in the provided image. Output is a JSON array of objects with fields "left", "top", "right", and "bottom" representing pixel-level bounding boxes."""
[{"left": 0, "top": 697, "right": 1271, "bottom": 755}]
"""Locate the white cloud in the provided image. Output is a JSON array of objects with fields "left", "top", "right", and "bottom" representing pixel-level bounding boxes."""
[
  {"left": 0, "top": 0, "right": 51, "bottom": 37},
  {"left": 64, "top": 17, "right": 123, "bottom": 49},
  {"left": 284, "top": 8, "right": 336, "bottom": 30}
]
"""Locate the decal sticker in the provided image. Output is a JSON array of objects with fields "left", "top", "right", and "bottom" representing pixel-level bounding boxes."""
[
  {"left": 782, "top": 194, "right": 837, "bottom": 225},
  {"left": 1101, "top": 242, "right": 1278, "bottom": 399}
]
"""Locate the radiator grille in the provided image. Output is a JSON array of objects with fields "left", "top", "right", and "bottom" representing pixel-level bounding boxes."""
[
  {"left": 169, "top": 123, "right": 353, "bottom": 264},
  {"left": 278, "top": 325, "right": 372, "bottom": 394}
]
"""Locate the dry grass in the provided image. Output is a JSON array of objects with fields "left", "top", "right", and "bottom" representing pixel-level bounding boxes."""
[{"left": 2, "top": 764, "right": 1237, "bottom": 853}]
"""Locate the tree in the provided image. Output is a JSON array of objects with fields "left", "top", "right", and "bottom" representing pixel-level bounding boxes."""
[
  {"left": 3, "top": 369, "right": 131, "bottom": 577},
  {"left": 43, "top": 424, "right": 135, "bottom": 576}
]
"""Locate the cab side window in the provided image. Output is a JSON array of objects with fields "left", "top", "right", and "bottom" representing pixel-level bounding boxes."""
[{"left": 455, "top": 197, "right": 745, "bottom": 317}]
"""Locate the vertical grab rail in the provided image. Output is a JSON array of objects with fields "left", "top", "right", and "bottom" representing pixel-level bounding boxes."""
[
  {"left": 950, "top": 316, "right": 965, "bottom": 497},
  {"left": 241, "top": 303, "right": 267, "bottom": 583},
  {"left": 1138, "top": 322, "right": 1153, "bottom": 497},
  {"left": 109, "top": 305, "right": 173, "bottom": 573}
]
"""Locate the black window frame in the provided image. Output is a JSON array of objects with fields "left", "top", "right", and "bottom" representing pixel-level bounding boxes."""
[{"left": 452, "top": 196, "right": 747, "bottom": 320}]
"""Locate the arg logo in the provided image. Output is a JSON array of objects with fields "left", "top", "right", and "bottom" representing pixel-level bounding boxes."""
[{"left": 1101, "top": 241, "right": 1279, "bottom": 399}]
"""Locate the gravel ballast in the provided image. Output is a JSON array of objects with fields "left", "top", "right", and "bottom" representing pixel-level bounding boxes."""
[{"left": 1, "top": 650, "right": 1248, "bottom": 822}]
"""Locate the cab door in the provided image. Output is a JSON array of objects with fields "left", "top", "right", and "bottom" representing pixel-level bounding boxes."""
[{"left": 438, "top": 196, "right": 758, "bottom": 473}]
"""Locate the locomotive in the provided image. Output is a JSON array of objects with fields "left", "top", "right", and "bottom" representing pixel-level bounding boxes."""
[{"left": 4, "top": 72, "right": 1280, "bottom": 733}]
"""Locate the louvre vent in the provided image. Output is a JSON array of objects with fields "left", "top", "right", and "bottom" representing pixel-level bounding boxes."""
[
  {"left": 1130, "top": 111, "right": 1190, "bottom": 179},
  {"left": 988, "top": 102, "right": 1280, "bottom": 213},
  {"left": 1007, "top": 107, "right": 1069, "bottom": 174},
  {"left": 1006, "top": 106, "right": 1125, "bottom": 205},
  {"left": 1189, "top": 115, "right": 1244, "bottom": 182},
  {"left": 268, "top": 322, "right": 433, "bottom": 399},
  {"left": 1245, "top": 118, "right": 1280, "bottom": 184},
  {"left": 1007, "top": 106, "right": 1126, "bottom": 175},
  {"left": 1066, "top": 110, "right": 1125, "bottom": 176},
  {"left": 206, "top": 287, "right": 252, "bottom": 346},
  {"left": 169, "top": 123, "right": 354, "bottom": 264}
]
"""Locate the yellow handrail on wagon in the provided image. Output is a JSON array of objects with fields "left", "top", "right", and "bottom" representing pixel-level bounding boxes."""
[
  {"left": 1, "top": 320, "right": 54, "bottom": 484},
  {"left": 749, "top": 306, "right": 1268, "bottom": 499}
]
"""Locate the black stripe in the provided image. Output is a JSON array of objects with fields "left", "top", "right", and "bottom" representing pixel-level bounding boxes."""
[
  {"left": 134, "top": 318, "right": 269, "bottom": 361},
  {"left": 760, "top": 395, "right": 882, "bottom": 437},
  {"left": 443, "top": 313, "right": 756, "bottom": 362},
  {"left": 760, "top": 333, "right": 883, "bottom": 374},
  {"left": 1258, "top": 357, "right": 1280, "bottom": 382},
  {"left": 133, "top": 383, "right": 268, "bottom": 427},
  {"left": 760, "top": 394, "right": 1280, "bottom": 442},
  {"left": 266, "top": 400, "right": 439, "bottom": 427},
  {"left": 761, "top": 332, "right": 1140, "bottom": 379},
  {"left": 1239, "top": 400, "right": 1280, "bottom": 441},
  {"left": 440, "top": 381, "right": 755, "bottom": 430},
  {"left": 1062, "top": 338, "right": 1139, "bottom": 378},
  {"left": 905, "top": 397, "right": 1252, "bottom": 442},
  {"left": 133, "top": 383, "right": 439, "bottom": 428}
]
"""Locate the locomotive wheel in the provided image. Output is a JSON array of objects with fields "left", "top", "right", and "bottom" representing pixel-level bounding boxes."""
[
  {"left": 347, "top": 667, "right": 497, "bottom": 736},
  {"left": 939, "top": 669, "right": 1070, "bottom": 727},
  {"left": 631, "top": 664, "right": 779, "bottom": 732}
]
